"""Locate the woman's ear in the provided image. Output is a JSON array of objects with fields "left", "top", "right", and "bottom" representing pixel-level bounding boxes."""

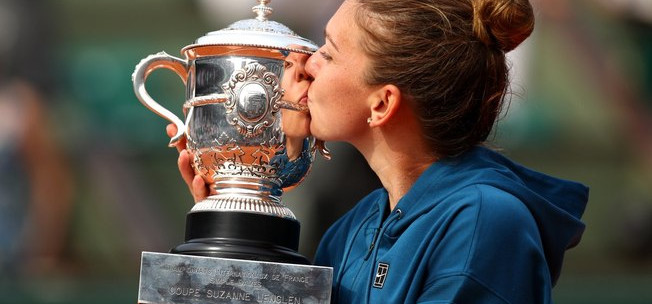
[{"left": 369, "top": 84, "right": 402, "bottom": 127}]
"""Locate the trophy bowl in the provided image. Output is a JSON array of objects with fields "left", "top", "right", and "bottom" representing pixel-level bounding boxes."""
[{"left": 132, "top": 0, "right": 323, "bottom": 264}]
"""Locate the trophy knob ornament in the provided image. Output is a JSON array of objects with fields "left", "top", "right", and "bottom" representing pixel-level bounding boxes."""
[
  {"left": 132, "top": 0, "right": 321, "bottom": 264},
  {"left": 253, "top": 0, "right": 273, "bottom": 21}
]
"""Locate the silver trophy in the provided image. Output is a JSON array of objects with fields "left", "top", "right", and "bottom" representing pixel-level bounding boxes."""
[{"left": 132, "top": 1, "right": 332, "bottom": 303}]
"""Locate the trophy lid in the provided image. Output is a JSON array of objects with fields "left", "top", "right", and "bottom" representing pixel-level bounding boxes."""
[{"left": 183, "top": 0, "right": 318, "bottom": 55}]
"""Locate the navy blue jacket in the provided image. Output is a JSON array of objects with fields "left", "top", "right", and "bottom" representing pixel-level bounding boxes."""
[{"left": 314, "top": 147, "right": 588, "bottom": 303}]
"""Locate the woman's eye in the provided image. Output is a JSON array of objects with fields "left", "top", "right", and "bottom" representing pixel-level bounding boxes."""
[
  {"left": 284, "top": 61, "right": 293, "bottom": 69},
  {"left": 319, "top": 51, "right": 333, "bottom": 61}
]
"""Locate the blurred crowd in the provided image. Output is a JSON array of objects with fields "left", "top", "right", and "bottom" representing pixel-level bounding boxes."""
[
  {"left": 0, "top": 0, "right": 650, "bottom": 302},
  {"left": 0, "top": 0, "right": 73, "bottom": 279}
]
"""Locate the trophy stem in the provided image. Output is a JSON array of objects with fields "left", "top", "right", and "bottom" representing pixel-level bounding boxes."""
[{"left": 171, "top": 211, "right": 309, "bottom": 264}]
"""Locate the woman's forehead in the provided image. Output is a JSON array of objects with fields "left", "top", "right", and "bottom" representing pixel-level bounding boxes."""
[{"left": 325, "top": 1, "right": 359, "bottom": 47}]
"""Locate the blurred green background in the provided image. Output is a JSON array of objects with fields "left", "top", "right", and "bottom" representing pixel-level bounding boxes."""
[{"left": 0, "top": 0, "right": 650, "bottom": 303}]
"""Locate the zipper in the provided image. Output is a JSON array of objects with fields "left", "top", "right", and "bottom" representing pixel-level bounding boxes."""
[
  {"left": 363, "top": 208, "right": 403, "bottom": 303},
  {"left": 364, "top": 228, "right": 380, "bottom": 260},
  {"left": 364, "top": 208, "right": 403, "bottom": 260},
  {"left": 334, "top": 209, "right": 379, "bottom": 301}
]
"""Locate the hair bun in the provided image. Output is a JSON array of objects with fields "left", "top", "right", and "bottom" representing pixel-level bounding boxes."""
[{"left": 472, "top": 0, "right": 534, "bottom": 52}]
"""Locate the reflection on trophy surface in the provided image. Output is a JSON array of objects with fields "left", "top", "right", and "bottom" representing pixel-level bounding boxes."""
[
  {"left": 184, "top": 50, "right": 316, "bottom": 219},
  {"left": 132, "top": 0, "right": 326, "bottom": 263},
  {"left": 190, "top": 48, "right": 316, "bottom": 202},
  {"left": 133, "top": 2, "right": 333, "bottom": 303}
]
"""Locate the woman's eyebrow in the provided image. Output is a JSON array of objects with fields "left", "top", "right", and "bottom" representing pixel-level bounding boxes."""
[{"left": 324, "top": 29, "right": 340, "bottom": 52}]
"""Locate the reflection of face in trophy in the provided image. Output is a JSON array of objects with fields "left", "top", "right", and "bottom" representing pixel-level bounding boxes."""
[{"left": 280, "top": 51, "right": 312, "bottom": 160}]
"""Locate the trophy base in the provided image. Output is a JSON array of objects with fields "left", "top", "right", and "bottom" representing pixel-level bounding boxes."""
[
  {"left": 138, "top": 251, "right": 332, "bottom": 304},
  {"left": 171, "top": 211, "right": 309, "bottom": 265}
]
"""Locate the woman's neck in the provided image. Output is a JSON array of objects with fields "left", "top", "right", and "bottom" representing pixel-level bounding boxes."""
[
  {"left": 353, "top": 98, "right": 437, "bottom": 210},
  {"left": 356, "top": 130, "right": 436, "bottom": 210},
  {"left": 371, "top": 153, "right": 435, "bottom": 210}
]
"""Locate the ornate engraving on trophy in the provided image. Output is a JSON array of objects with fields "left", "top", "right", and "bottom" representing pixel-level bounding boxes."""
[
  {"left": 187, "top": 132, "right": 284, "bottom": 184},
  {"left": 223, "top": 62, "right": 282, "bottom": 138}
]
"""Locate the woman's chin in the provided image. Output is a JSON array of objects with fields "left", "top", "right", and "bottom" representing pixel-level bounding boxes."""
[{"left": 309, "top": 125, "right": 321, "bottom": 140}]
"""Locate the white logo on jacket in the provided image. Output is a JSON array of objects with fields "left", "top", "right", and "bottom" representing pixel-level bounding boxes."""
[{"left": 373, "top": 262, "right": 389, "bottom": 288}]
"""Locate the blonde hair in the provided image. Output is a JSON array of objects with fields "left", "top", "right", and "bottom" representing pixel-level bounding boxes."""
[{"left": 353, "top": 0, "right": 534, "bottom": 157}]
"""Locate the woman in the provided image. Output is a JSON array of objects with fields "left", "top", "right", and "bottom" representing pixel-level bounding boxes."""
[{"left": 173, "top": 0, "right": 588, "bottom": 302}]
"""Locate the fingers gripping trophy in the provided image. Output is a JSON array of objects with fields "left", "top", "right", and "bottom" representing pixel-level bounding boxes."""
[{"left": 132, "top": 1, "right": 332, "bottom": 303}]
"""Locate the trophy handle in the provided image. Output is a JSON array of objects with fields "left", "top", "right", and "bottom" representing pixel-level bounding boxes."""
[
  {"left": 278, "top": 100, "right": 309, "bottom": 113},
  {"left": 132, "top": 51, "right": 188, "bottom": 147}
]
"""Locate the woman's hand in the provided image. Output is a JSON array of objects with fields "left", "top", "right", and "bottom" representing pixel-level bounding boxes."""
[{"left": 166, "top": 124, "right": 210, "bottom": 203}]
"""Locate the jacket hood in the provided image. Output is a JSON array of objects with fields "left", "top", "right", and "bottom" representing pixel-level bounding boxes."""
[{"left": 389, "top": 146, "right": 589, "bottom": 285}]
